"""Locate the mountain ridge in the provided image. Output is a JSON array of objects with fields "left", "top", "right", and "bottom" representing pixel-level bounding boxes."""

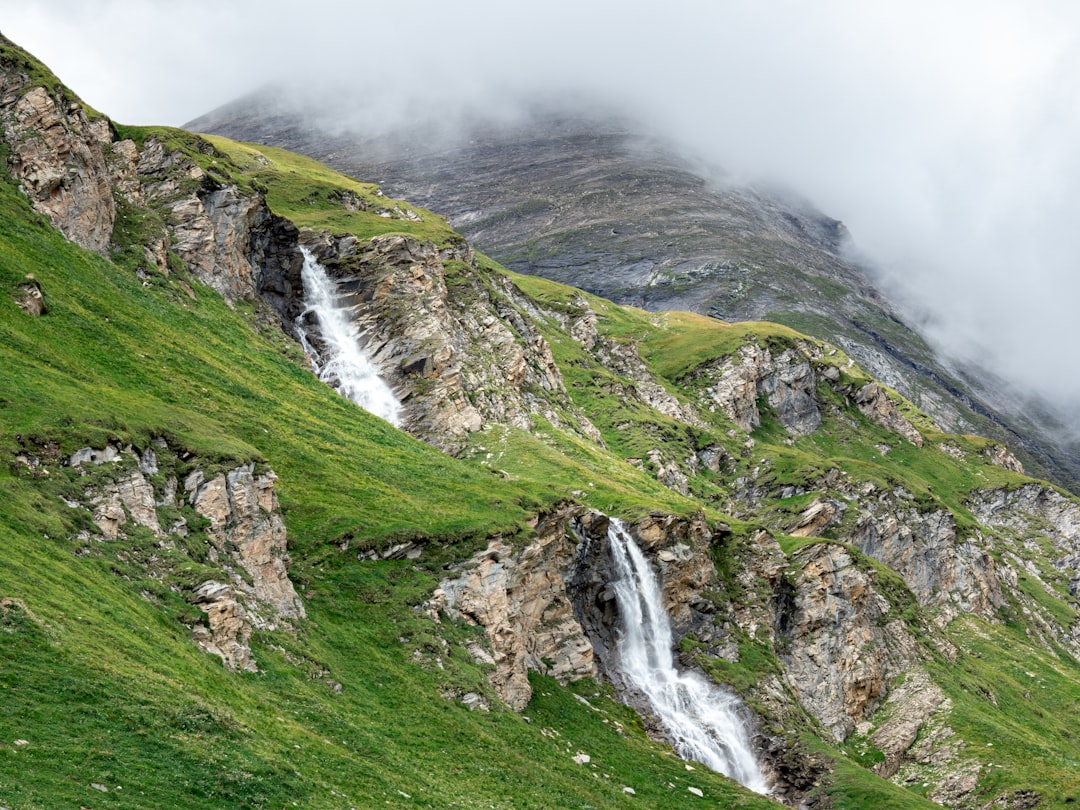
[
  {"left": 186, "top": 91, "right": 1080, "bottom": 493},
  {"left": 4, "top": 33, "right": 1080, "bottom": 808}
]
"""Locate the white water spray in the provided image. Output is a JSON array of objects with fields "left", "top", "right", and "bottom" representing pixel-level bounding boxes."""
[
  {"left": 295, "top": 247, "right": 402, "bottom": 426},
  {"left": 607, "top": 519, "right": 769, "bottom": 794}
]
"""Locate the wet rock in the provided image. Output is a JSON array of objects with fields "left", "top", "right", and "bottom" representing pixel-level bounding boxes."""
[{"left": 306, "top": 233, "right": 602, "bottom": 454}]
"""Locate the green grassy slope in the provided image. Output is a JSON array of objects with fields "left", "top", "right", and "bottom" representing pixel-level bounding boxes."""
[
  {"left": 5, "top": 42, "right": 1080, "bottom": 807},
  {"left": 0, "top": 134, "right": 785, "bottom": 807}
]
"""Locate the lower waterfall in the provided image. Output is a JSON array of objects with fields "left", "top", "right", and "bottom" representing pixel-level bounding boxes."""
[
  {"left": 607, "top": 519, "right": 769, "bottom": 794},
  {"left": 295, "top": 247, "right": 402, "bottom": 426}
]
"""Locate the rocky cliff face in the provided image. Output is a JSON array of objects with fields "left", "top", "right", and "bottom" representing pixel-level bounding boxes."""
[
  {"left": 848, "top": 489, "right": 1002, "bottom": 624},
  {"left": 431, "top": 504, "right": 944, "bottom": 804},
  {"left": 64, "top": 441, "right": 303, "bottom": 672},
  {"left": 779, "top": 543, "right": 920, "bottom": 741},
  {"left": 0, "top": 70, "right": 114, "bottom": 252},
  {"left": 433, "top": 505, "right": 598, "bottom": 710},
  {"left": 301, "top": 232, "right": 602, "bottom": 453}
]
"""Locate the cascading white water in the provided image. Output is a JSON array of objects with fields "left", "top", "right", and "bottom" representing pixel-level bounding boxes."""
[
  {"left": 295, "top": 247, "right": 402, "bottom": 426},
  {"left": 607, "top": 518, "right": 769, "bottom": 794}
]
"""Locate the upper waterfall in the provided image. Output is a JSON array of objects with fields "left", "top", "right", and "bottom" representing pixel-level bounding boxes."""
[
  {"left": 607, "top": 518, "right": 769, "bottom": 794},
  {"left": 295, "top": 247, "right": 402, "bottom": 426}
]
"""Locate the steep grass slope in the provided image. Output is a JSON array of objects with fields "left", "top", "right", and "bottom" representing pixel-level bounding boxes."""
[
  {"left": 0, "top": 136, "right": 780, "bottom": 808},
  {"left": 5, "top": 34, "right": 1080, "bottom": 810}
]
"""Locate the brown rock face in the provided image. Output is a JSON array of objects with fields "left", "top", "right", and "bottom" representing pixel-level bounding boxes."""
[
  {"left": 303, "top": 232, "right": 602, "bottom": 454},
  {"left": 190, "top": 581, "right": 257, "bottom": 672},
  {"left": 437, "top": 507, "right": 597, "bottom": 710},
  {"left": 185, "top": 464, "right": 305, "bottom": 625},
  {"left": 778, "top": 543, "right": 920, "bottom": 740},
  {"left": 0, "top": 78, "right": 114, "bottom": 252}
]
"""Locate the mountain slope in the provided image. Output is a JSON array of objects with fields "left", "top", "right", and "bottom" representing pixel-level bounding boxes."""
[
  {"left": 186, "top": 95, "right": 1080, "bottom": 492},
  {"left": 5, "top": 33, "right": 1080, "bottom": 809}
]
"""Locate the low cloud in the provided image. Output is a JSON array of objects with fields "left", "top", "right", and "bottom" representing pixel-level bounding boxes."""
[{"left": 6, "top": 0, "right": 1080, "bottom": 418}]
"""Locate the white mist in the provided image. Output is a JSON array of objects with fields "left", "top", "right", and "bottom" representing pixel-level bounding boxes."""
[
  {"left": 607, "top": 518, "right": 768, "bottom": 794},
  {"left": 295, "top": 247, "right": 402, "bottom": 426}
]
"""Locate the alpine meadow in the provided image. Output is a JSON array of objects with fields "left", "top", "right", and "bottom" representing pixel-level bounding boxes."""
[{"left": 3, "top": 31, "right": 1080, "bottom": 810}]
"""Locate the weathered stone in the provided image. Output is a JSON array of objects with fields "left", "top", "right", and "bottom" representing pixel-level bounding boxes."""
[
  {"left": 190, "top": 580, "right": 257, "bottom": 672},
  {"left": 984, "top": 443, "right": 1025, "bottom": 474},
  {"left": 970, "top": 484, "right": 1080, "bottom": 601},
  {"left": 186, "top": 464, "right": 305, "bottom": 626},
  {"left": 68, "top": 445, "right": 119, "bottom": 466},
  {"left": 698, "top": 342, "right": 822, "bottom": 435},
  {"left": 788, "top": 498, "right": 843, "bottom": 537},
  {"left": 438, "top": 509, "right": 597, "bottom": 710},
  {"left": 847, "top": 488, "right": 1002, "bottom": 624},
  {"left": 867, "top": 669, "right": 947, "bottom": 778},
  {"left": 593, "top": 336, "right": 705, "bottom": 427},
  {"left": 14, "top": 276, "right": 45, "bottom": 315},
  {"left": 89, "top": 468, "right": 160, "bottom": 539},
  {"left": 303, "top": 233, "right": 601, "bottom": 454},
  {"left": 779, "top": 543, "right": 920, "bottom": 740},
  {"left": 0, "top": 81, "right": 114, "bottom": 252},
  {"left": 853, "top": 382, "right": 923, "bottom": 447}
]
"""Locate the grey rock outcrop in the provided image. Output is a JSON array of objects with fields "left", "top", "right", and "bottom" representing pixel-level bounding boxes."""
[
  {"left": 847, "top": 489, "right": 1003, "bottom": 624},
  {"left": 122, "top": 137, "right": 305, "bottom": 311},
  {"left": 89, "top": 468, "right": 161, "bottom": 541},
  {"left": 696, "top": 342, "right": 822, "bottom": 435},
  {"left": 778, "top": 543, "right": 920, "bottom": 740},
  {"left": 184, "top": 464, "right": 305, "bottom": 625},
  {"left": 984, "top": 443, "right": 1025, "bottom": 474},
  {"left": 865, "top": 669, "right": 950, "bottom": 779},
  {"left": 592, "top": 337, "right": 705, "bottom": 428},
  {"left": 852, "top": 382, "right": 924, "bottom": 447},
  {"left": 969, "top": 484, "right": 1080, "bottom": 594},
  {"left": 68, "top": 445, "right": 303, "bottom": 671}
]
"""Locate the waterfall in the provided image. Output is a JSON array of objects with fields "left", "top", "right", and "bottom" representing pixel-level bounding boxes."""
[
  {"left": 295, "top": 247, "right": 402, "bottom": 426},
  {"left": 607, "top": 519, "right": 769, "bottom": 794}
]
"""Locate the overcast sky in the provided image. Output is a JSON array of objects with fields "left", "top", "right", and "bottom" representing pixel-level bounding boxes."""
[{"left": 6, "top": 1, "right": 1079, "bottom": 420}]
